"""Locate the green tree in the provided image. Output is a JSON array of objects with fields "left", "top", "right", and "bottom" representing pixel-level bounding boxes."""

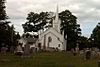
[
  {"left": 77, "top": 36, "right": 88, "bottom": 50},
  {"left": 0, "top": 0, "right": 8, "bottom": 20},
  {"left": 0, "top": 0, "right": 9, "bottom": 47},
  {"left": 0, "top": 0, "right": 19, "bottom": 50},
  {"left": 59, "top": 10, "right": 81, "bottom": 50},
  {"left": 91, "top": 22, "right": 100, "bottom": 48},
  {"left": 22, "top": 12, "right": 52, "bottom": 33}
]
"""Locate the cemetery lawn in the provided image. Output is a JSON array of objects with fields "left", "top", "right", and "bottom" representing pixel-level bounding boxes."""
[{"left": 0, "top": 52, "right": 98, "bottom": 67}]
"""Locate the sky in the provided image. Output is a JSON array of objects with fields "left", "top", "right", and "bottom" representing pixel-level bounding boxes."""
[{"left": 6, "top": 0, "right": 100, "bottom": 37}]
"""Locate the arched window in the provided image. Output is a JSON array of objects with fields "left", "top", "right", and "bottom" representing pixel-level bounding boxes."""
[
  {"left": 48, "top": 36, "right": 52, "bottom": 42},
  {"left": 58, "top": 44, "right": 60, "bottom": 47},
  {"left": 57, "top": 37, "right": 60, "bottom": 40}
]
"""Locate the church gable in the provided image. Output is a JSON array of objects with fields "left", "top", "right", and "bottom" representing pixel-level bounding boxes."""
[
  {"left": 39, "top": 28, "right": 63, "bottom": 42},
  {"left": 39, "top": 29, "right": 64, "bottom": 50}
]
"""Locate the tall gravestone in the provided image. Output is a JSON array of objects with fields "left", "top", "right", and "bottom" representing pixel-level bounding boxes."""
[
  {"left": 24, "top": 43, "right": 30, "bottom": 57},
  {"left": 10, "top": 46, "right": 15, "bottom": 53},
  {"left": 71, "top": 48, "right": 76, "bottom": 56},
  {"left": 15, "top": 45, "right": 23, "bottom": 56},
  {"left": 1, "top": 43, "right": 8, "bottom": 55},
  {"left": 85, "top": 48, "right": 91, "bottom": 60},
  {"left": 75, "top": 43, "right": 79, "bottom": 54}
]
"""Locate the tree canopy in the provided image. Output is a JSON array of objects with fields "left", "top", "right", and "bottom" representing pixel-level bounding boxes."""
[
  {"left": 90, "top": 22, "right": 100, "bottom": 48},
  {"left": 0, "top": 0, "right": 8, "bottom": 20},
  {"left": 59, "top": 10, "right": 81, "bottom": 50},
  {"left": 22, "top": 12, "right": 52, "bottom": 33},
  {"left": 0, "top": 0, "right": 20, "bottom": 50}
]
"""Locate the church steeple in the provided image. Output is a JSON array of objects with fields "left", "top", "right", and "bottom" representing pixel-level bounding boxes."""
[
  {"left": 55, "top": 4, "right": 59, "bottom": 23},
  {"left": 53, "top": 5, "right": 61, "bottom": 33}
]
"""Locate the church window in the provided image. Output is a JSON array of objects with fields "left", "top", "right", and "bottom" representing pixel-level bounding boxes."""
[
  {"left": 58, "top": 44, "right": 60, "bottom": 47},
  {"left": 48, "top": 36, "right": 52, "bottom": 42},
  {"left": 38, "top": 43, "right": 41, "bottom": 49},
  {"left": 57, "top": 37, "right": 60, "bottom": 40}
]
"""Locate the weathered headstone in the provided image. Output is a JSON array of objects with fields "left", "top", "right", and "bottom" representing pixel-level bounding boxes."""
[
  {"left": 30, "top": 47, "right": 38, "bottom": 53},
  {"left": 10, "top": 46, "right": 14, "bottom": 53},
  {"left": 85, "top": 48, "right": 91, "bottom": 60},
  {"left": 15, "top": 45, "right": 23, "bottom": 56},
  {"left": 1, "top": 47, "right": 7, "bottom": 55},
  {"left": 1, "top": 43, "right": 8, "bottom": 55},
  {"left": 79, "top": 50, "right": 84, "bottom": 55},
  {"left": 91, "top": 48, "right": 100, "bottom": 59},
  {"left": 75, "top": 43, "right": 79, "bottom": 54},
  {"left": 71, "top": 48, "right": 76, "bottom": 56},
  {"left": 24, "top": 43, "right": 30, "bottom": 57},
  {"left": 91, "top": 50, "right": 96, "bottom": 58}
]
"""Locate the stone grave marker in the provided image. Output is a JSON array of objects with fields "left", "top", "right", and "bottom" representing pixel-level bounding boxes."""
[
  {"left": 15, "top": 45, "right": 23, "bottom": 56},
  {"left": 23, "top": 43, "right": 30, "bottom": 57}
]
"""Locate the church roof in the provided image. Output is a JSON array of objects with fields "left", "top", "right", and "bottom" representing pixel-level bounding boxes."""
[{"left": 19, "top": 37, "right": 38, "bottom": 44}]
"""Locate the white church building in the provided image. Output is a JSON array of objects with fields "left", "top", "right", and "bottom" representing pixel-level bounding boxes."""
[
  {"left": 38, "top": 6, "right": 66, "bottom": 51},
  {"left": 19, "top": 6, "right": 66, "bottom": 51}
]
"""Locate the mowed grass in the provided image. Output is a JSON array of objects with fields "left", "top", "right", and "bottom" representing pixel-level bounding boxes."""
[{"left": 0, "top": 52, "right": 99, "bottom": 67}]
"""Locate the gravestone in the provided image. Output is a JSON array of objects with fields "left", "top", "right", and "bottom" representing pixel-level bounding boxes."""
[
  {"left": 1, "top": 43, "right": 8, "bottom": 55},
  {"left": 91, "top": 50, "right": 96, "bottom": 58},
  {"left": 71, "top": 48, "right": 76, "bottom": 56},
  {"left": 30, "top": 47, "right": 38, "bottom": 53},
  {"left": 85, "top": 48, "right": 91, "bottom": 60},
  {"left": 91, "top": 48, "right": 100, "bottom": 59},
  {"left": 79, "top": 50, "right": 84, "bottom": 55},
  {"left": 15, "top": 45, "right": 23, "bottom": 56},
  {"left": 1, "top": 47, "right": 8, "bottom": 55},
  {"left": 75, "top": 43, "right": 79, "bottom": 54},
  {"left": 10, "top": 46, "right": 14, "bottom": 53},
  {"left": 24, "top": 43, "right": 30, "bottom": 57}
]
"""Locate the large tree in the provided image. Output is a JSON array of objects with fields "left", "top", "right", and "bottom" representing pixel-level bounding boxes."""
[
  {"left": 0, "top": 0, "right": 9, "bottom": 46},
  {"left": 22, "top": 12, "right": 52, "bottom": 33},
  {"left": 0, "top": 0, "right": 19, "bottom": 50},
  {"left": 90, "top": 22, "right": 100, "bottom": 48},
  {"left": 59, "top": 10, "right": 81, "bottom": 50},
  {"left": 0, "top": 0, "right": 8, "bottom": 20}
]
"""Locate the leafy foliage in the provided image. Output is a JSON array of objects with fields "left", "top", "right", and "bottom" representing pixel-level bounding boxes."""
[
  {"left": 59, "top": 10, "right": 81, "bottom": 50},
  {"left": 0, "top": 0, "right": 20, "bottom": 50},
  {"left": 77, "top": 36, "right": 88, "bottom": 49},
  {"left": 22, "top": 12, "right": 52, "bottom": 33},
  {"left": 91, "top": 22, "right": 100, "bottom": 48},
  {"left": 0, "top": 0, "right": 8, "bottom": 20}
]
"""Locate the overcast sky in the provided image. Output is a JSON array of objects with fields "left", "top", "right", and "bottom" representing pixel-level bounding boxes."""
[{"left": 6, "top": 0, "right": 100, "bottom": 37}]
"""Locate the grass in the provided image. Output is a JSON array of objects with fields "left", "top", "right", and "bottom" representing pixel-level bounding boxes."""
[{"left": 0, "top": 52, "right": 99, "bottom": 67}]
